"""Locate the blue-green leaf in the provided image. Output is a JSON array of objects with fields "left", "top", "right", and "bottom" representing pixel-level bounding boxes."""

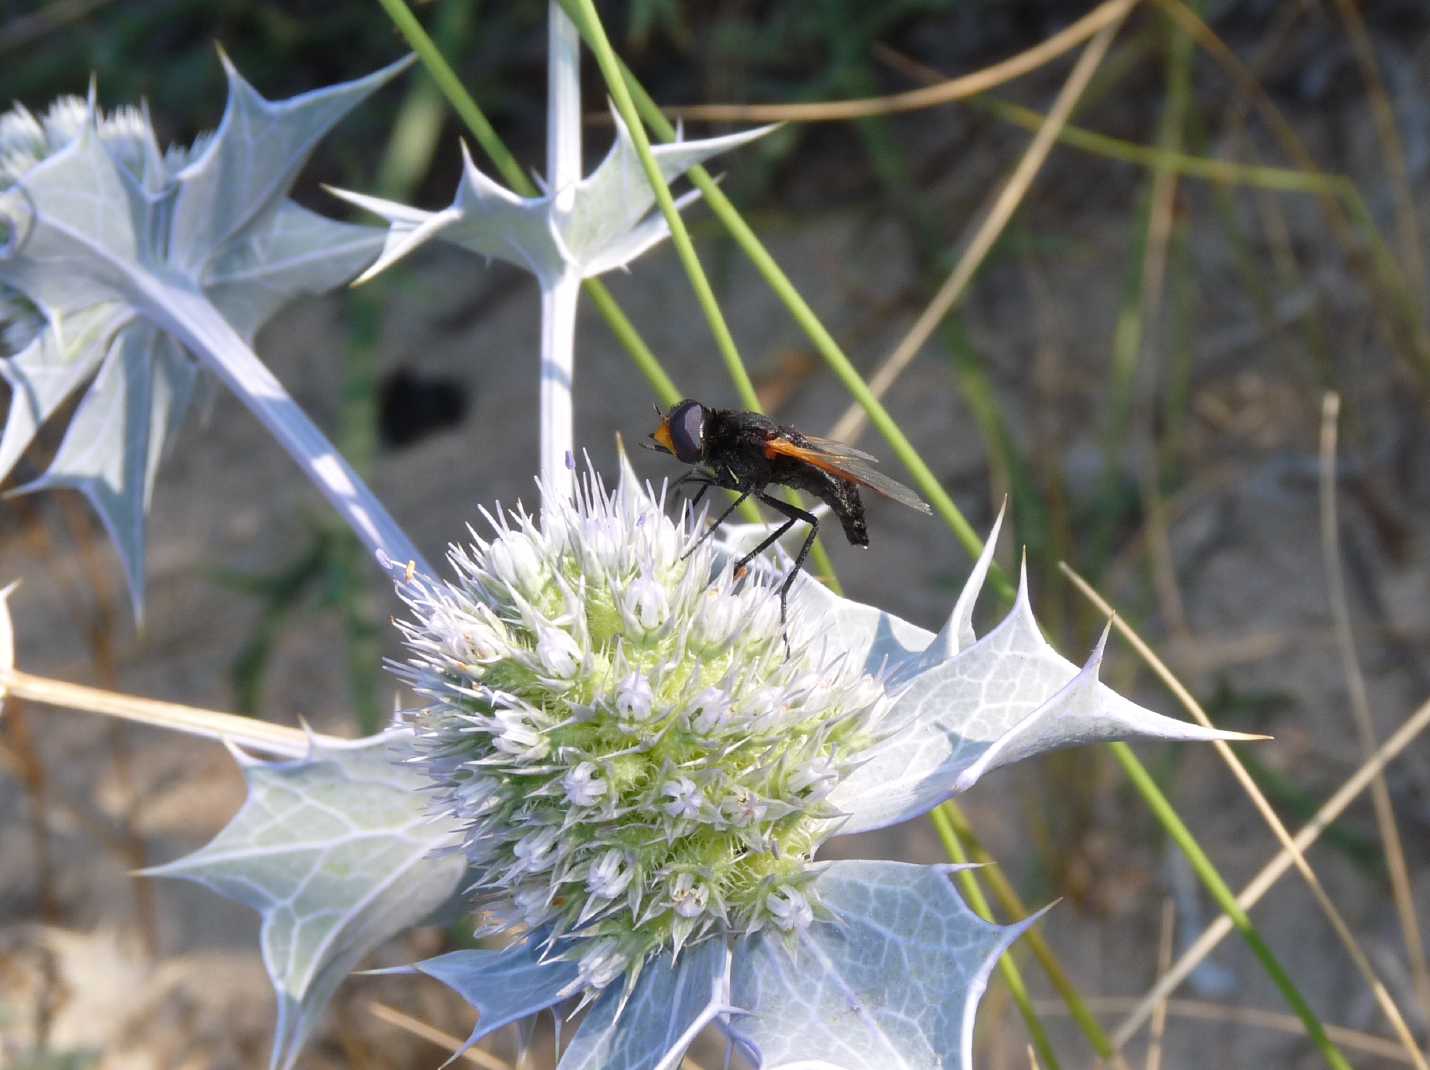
[
  {"left": 330, "top": 112, "right": 774, "bottom": 287},
  {"left": 170, "top": 51, "right": 412, "bottom": 274},
  {"left": 202, "top": 200, "right": 388, "bottom": 343},
  {"left": 143, "top": 732, "right": 466, "bottom": 1070},
  {"left": 724, "top": 860, "right": 1044, "bottom": 1070},
  {"left": 403, "top": 936, "right": 579, "bottom": 1062},
  {"left": 0, "top": 58, "right": 408, "bottom": 613},
  {"left": 14, "top": 323, "right": 195, "bottom": 616},
  {"left": 826, "top": 549, "right": 1257, "bottom": 835},
  {"left": 0, "top": 303, "right": 129, "bottom": 483},
  {"left": 558, "top": 938, "right": 730, "bottom": 1070}
]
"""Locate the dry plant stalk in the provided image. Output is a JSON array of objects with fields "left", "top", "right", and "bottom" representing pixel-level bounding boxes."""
[
  {"left": 1, "top": 669, "right": 327, "bottom": 758},
  {"left": 1145, "top": 899, "right": 1176, "bottom": 1070},
  {"left": 660, "top": 0, "right": 1138, "bottom": 123},
  {"left": 1036, "top": 998, "right": 1421, "bottom": 1066},
  {"left": 367, "top": 1001, "right": 512, "bottom": 1069},
  {"left": 1318, "top": 392, "right": 1430, "bottom": 1022}
]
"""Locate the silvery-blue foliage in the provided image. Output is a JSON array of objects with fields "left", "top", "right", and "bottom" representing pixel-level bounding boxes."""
[
  {"left": 0, "top": 56, "right": 413, "bottom": 612},
  {"left": 143, "top": 733, "right": 466, "bottom": 1070},
  {"left": 329, "top": 110, "right": 776, "bottom": 288},
  {"left": 150, "top": 461, "right": 1249, "bottom": 1069}
]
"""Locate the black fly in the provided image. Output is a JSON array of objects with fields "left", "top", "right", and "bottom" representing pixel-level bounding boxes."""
[{"left": 647, "top": 399, "right": 931, "bottom": 643}]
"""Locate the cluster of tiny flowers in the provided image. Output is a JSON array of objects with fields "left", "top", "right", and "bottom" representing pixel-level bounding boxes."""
[
  {"left": 393, "top": 467, "right": 889, "bottom": 998},
  {"left": 0, "top": 96, "right": 208, "bottom": 353}
]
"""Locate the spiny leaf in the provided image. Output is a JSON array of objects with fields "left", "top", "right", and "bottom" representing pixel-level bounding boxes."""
[
  {"left": 170, "top": 50, "right": 413, "bottom": 273},
  {"left": 820, "top": 514, "right": 1257, "bottom": 836},
  {"left": 558, "top": 939, "right": 730, "bottom": 1070},
  {"left": 0, "top": 303, "right": 129, "bottom": 482},
  {"left": 144, "top": 732, "right": 466, "bottom": 1070},
  {"left": 0, "top": 58, "right": 405, "bottom": 614},
  {"left": 401, "top": 935, "right": 579, "bottom": 1064},
  {"left": 724, "top": 860, "right": 1046, "bottom": 1069},
  {"left": 13, "top": 324, "right": 195, "bottom": 615},
  {"left": 331, "top": 109, "right": 775, "bottom": 287},
  {"left": 202, "top": 200, "right": 390, "bottom": 344}
]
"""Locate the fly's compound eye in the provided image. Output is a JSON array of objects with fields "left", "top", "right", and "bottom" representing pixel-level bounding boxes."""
[{"left": 667, "top": 400, "right": 706, "bottom": 464}]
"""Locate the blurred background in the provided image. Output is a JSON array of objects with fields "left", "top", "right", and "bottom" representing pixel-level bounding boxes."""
[{"left": 2, "top": 0, "right": 1430, "bottom": 1066}]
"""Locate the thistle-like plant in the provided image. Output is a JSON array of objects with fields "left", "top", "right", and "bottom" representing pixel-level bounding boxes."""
[{"left": 0, "top": 54, "right": 424, "bottom": 613}]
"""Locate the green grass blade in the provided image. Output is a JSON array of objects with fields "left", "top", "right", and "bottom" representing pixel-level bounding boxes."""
[{"left": 373, "top": 0, "right": 530, "bottom": 195}]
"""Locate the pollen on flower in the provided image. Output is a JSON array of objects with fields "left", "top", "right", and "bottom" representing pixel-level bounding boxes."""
[{"left": 392, "top": 461, "right": 890, "bottom": 999}]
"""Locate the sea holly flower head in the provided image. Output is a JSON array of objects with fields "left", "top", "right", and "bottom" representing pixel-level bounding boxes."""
[{"left": 393, "top": 460, "right": 890, "bottom": 1000}]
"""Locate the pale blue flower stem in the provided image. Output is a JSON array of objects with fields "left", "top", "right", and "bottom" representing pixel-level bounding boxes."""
[
  {"left": 540, "top": 274, "right": 580, "bottom": 497},
  {"left": 540, "top": 2, "right": 583, "bottom": 499},
  {"left": 139, "top": 276, "right": 432, "bottom": 577}
]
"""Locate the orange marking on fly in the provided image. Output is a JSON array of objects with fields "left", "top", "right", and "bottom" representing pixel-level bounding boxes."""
[{"left": 652, "top": 419, "right": 675, "bottom": 455}]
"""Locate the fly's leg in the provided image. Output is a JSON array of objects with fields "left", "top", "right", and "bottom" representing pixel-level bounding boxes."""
[
  {"left": 681, "top": 483, "right": 753, "bottom": 561},
  {"left": 671, "top": 470, "right": 705, "bottom": 495},
  {"left": 671, "top": 471, "right": 715, "bottom": 518},
  {"left": 736, "top": 493, "right": 818, "bottom": 657}
]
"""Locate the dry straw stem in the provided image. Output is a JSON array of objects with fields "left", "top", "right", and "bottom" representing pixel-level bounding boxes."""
[
  {"left": 657, "top": 0, "right": 1138, "bottom": 123},
  {"left": 1, "top": 669, "right": 325, "bottom": 758},
  {"left": 1061, "top": 562, "right": 1429, "bottom": 1067},
  {"left": 826, "top": 12, "right": 1128, "bottom": 448},
  {"left": 1319, "top": 392, "right": 1430, "bottom": 1024},
  {"left": 1069, "top": 563, "right": 1430, "bottom": 1064},
  {"left": 1145, "top": 899, "right": 1175, "bottom": 1070},
  {"left": 1036, "top": 998, "right": 1421, "bottom": 1066},
  {"left": 367, "top": 1001, "right": 512, "bottom": 1069}
]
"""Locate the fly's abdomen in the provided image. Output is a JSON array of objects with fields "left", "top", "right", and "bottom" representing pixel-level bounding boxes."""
[
  {"left": 814, "top": 476, "right": 867, "bottom": 547},
  {"left": 835, "top": 484, "right": 869, "bottom": 546},
  {"left": 778, "top": 461, "right": 870, "bottom": 548}
]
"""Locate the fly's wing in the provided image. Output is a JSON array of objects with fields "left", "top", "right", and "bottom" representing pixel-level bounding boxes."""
[
  {"left": 764, "top": 436, "right": 933, "bottom": 514},
  {"left": 793, "top": 432, "right": 880, "bottom": 463}
]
